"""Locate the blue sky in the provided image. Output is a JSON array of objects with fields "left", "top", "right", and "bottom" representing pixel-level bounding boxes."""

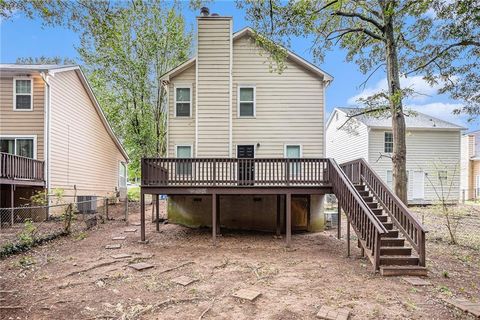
[{"left": 1, "top": 1, "right": 477, "bottom": 131}]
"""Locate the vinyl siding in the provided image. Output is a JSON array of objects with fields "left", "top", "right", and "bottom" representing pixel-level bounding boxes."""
[
  {"left": 368, "top": 129, "right": 461, "bottom": 203},
  {"left": 0, "top": 75, "right": 45, "bottom": 160},
  {"left": 49, "top": 70, "right": 126, "bottom": 196},
  {"left": 232, "top": 35, "right": 324, "bottom": 157},
  {"left": 196, "top": 17, "right": 231, "bottom": 157},
  {"left": 326, "top": 110, "right": 368, "bottom": 163},
  {"left": 167, "top": 64, "right": 196, "bottom": 157}
]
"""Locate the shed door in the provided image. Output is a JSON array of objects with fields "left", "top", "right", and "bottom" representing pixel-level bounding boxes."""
[{"left": 237, "top": 145, "right": 254, "bottom": 185}]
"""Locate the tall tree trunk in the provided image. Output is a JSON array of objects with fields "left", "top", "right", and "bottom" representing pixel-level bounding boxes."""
[{"left": 384, "top": 8, "right": 408, "bottom": 204}]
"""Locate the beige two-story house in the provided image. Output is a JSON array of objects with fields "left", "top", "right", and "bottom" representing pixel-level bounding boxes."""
[
  {"left": 460, "top": 130, "right": 480, "bottom": 200},
  {"left": 159, "top": 15, "right": 332, "bottom": 232},
  {"left": 0, "top": 64, "right": 129, "bottom": 212}
]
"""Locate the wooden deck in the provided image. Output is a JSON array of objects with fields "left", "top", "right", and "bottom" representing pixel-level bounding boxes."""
[
  {"left": 0, "top": 152, "right": 45, "bottom": 186},
  {"left": 140, "top": 157, "right": 427, "bottom": 274}
]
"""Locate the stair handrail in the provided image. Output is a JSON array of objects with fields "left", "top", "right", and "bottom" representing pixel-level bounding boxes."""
[
  {"left": 340, "top": 158, "right": 427, "bottom": 267},
  {"left": 328, "top": 158, "right": 387, "bottom": 270}
]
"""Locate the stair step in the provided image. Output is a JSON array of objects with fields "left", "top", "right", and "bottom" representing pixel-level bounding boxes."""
[
  {"left": 362, "top": 196, "right": 373, "bottom": 202},
  {"left": 355, "top": 185, "right": 366, "bottom": 191},
  {"left": 381, "top": 238, "right": 405, "bottom": 246},
  {"left": 384, "top": 230, "right": 399, "bottom": 238},
  {"left": 366, "top": 202, "right": 378, "bottom": 209},
  {"left": 380, "top": 255, "right": 419, "bottom": 266},
  {"left": 372, "top": 208, "right": 383, "bottom": 215},
  {"left": 358, "top": 190, "right": 369, "bottom": 196},
  {"left": 382, "top": 222, "right": 394, "bottom": 230},
  {"left": 377, "top": 215, "right": 388, "bottom": 222},
  {"left": 380, "top": 266, "right": 428, "bottom": 277},
  {"left": 380, "top": 246, "right": 412, "bottom": 255}
]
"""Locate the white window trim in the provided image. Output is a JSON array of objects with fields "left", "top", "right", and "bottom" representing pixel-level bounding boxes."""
[
  {"left": 13, "top": 77, "right": 34, "bottom": 111},
  {"left": 175, "top": 144, "right": 193, "bottom": 158},
  {"left": 237, "top": 85, "right": 256, "bottom": 118},
  {"left": 118, "top": 161, "right": 127, "bottom": 188},
  {"left": 0, "top": 134, "right": 37, "bottom": 159},
  {"left": 284, "top": 144, "right": 303, "bottom": 158},
  {"left": 174, "top": 84, "right": 192, "bottom": 118},
  {"left": 384, "top": 131, "right": 393, "bottom": 153}
]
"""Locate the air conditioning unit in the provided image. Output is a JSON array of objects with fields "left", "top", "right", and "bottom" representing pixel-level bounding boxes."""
[{"left": 77, "top": 196, "right": 97, "bottom": 214}]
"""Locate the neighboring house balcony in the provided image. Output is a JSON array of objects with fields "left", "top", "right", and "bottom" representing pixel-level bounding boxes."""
[{"left": 0, "top": 152, "right": 45, "bottom": 186}]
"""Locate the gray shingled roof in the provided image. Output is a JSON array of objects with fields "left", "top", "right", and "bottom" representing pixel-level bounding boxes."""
[{"left": 336, "top": 107, "right": 466, "bottom": 130}]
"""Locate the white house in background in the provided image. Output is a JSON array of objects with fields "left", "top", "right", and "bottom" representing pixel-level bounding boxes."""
[{"left": 326, "top": 107, "right": 465, "bottom": 204}]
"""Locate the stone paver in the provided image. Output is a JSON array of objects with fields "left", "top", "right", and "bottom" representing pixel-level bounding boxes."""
[
  {"left": 316, "top": 306, "right": 350, "bottom": 320},
  {"left": 105, "top": 244, "right": 121, "bottom": 249},
  {"left": 130, "top": 222, "right": 141, "bottom": 226},
  {"left": 232, "top": 289, "right": 261, "bottom": 302},
  {"left": 402, "top": 277, "right": 432, "bottom": 286},
  {"left": 443, "top": 298, "right": 480, "bottom": 318},
  {"left": 124, "top": 228, "right": 137, "bottom": 233},
  {"left": 129, "top": 262, "right": 154, "bottom": 271},
  {"left": 171, "top": 275, "right": 198, "bottom": 286},
  {"left": 112, "top": 236, "right": 127, "bottom": 240},
  {"left": 111, "top": 253, "right": 132, "bottom": 259}
]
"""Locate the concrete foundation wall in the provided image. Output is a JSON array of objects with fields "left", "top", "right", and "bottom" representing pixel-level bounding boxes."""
[{"left": 168, "top": 194, "right": 325, "bottom": 232}]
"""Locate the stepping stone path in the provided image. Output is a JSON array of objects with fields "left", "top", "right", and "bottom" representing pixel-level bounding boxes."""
[
  {"left": 129, "top": 262, "right": 154, "bottom": 271},
  {"left": 232, "top": 289, "right": 261, "bottom": 302},
  {"left": 124, "top": 228, "right": 137, "bottom": 233},
  {"left": 105, "top": 244, "right": 121, "bottom": 249},
  {"left": 131, "top": 222, "right": 141, "bottom": 226},
  {"left": 171, "top": 276, "right": 198, "bottom": 286},
  {"left": 112, "top": 236, "right": 126, "bottom": 240},
  {"left": 402, "top": 277, "right": 432, "bottom": 286},
  {"left": 111, "top": 253, "right": 132, "bottom": 259},
  {"left": 443, "top": 298, "right": 480, "bottom": 318},
  {"left": 316, "top": 306, "right": 350, "bottom": 320}
]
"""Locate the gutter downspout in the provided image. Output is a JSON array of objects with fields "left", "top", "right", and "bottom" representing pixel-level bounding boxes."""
[{"left": 40, "top": 72, "right": 52, "bottom": 208}]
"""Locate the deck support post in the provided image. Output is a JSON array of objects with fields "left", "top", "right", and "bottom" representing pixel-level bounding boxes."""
[
  {"left": 10, "top": 184, "right": 14, "bottom": 226},
  {"left": 286, "top": 193, "right": 291, "bottom": 248},
  {"left": 346, "top": 219, "right": 351, "bottom": 257},
  {"left": 140, "top": 191, "right": 146, "bottom": 242},
  {"left": 155, "top": 194, "right": 160, "bottom": 232},
  {"left": 337, "top": 202, "right": 341, "bottom": 239},
  {"left": 216, "top": 195, "right": 221, "bottom": 235},
  {"left": 306, "top": 194, "right": 311, "bottom": 231},
  {"left": 212, "top": 193, "right": 217, "bottom": 246},
  {"left": 276, "top": 195, "right": 281, "bottom": 237}
]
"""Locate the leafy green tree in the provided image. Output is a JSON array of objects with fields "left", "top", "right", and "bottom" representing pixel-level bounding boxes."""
[
  {"left": 240, "top": 0, "right": 478, "bottom": 203},
  {"left": 16, "top": 56, "right": 77, "bottom": 65}
]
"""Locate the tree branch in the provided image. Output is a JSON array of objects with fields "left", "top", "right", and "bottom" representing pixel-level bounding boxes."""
[
  {"left": 332, "top": 10, "right": 385, "bottom": 32},
  {"left": 358, "top": 63, "right": 386, "bottom": 90},
  {"left": 327, "top": 27, "right": 385, "bottom": 42},
  {"left": 337, "top": 106, "right": 390, "bottom": 130}
]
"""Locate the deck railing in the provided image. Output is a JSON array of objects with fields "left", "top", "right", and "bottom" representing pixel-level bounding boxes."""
[
  {"left": 329, "top": 159, "right": 388, "bottom": 270},
  {"left": 141, "top": 158, "right": 330, "bottom": 187},
  {"left": 0, "top": 152, "right": 45, "bottom": 183},
  {"left": 340, "top": 159, "right": 427, "bottom": 266}
]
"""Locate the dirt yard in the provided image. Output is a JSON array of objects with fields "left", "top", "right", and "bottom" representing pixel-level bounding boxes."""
[{"left": 0, "top": 202, "right": 479, "bottom": 320}]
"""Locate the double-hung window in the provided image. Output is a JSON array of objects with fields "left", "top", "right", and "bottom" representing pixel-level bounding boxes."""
[
  {"left": 384, "top": 132, "right": 393, "bottom": 153},
  {"left": 176, "top": 145, "right": 192, "bottom": 175},
  {"left": 14, "top": 78, "right": 33, "bottom": 111},
  {"left": 0, "top": 136, "right": 35, "bottom": 158},
  {"left": 175, "top": 85, "right": 191, "bottom": 117},
  {"left": 238, "top": 86, "right": 255, "bottom": 117}
]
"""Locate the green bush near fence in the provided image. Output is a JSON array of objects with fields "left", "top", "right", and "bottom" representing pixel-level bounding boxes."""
[{"left": 128, "top": 186, "right": 140, "bottom": 202}]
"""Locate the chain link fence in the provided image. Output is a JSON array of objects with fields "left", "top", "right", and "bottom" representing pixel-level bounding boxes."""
[{"left": 460, "top": 189, "right": 480, "bottom": 203}]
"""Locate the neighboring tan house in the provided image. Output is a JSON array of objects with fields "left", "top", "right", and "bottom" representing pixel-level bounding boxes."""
[
  {"left": 326, "top": 107, "right": 465, "bottom": 204},
  {"left": 460, "top": 130, "right": 480, "bottom": 200},
  {"left": 140, "top": 10, "right": 430, "bottom": 275},
  {"left": 0, "top": 64, "right": 129, "bottom": 213}
]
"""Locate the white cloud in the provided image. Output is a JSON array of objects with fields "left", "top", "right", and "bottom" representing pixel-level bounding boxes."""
[
  {"left": 406, "top": 102, "right": 467, "bottom": 127},
  {"left": 347, "top": 75, "right": 443, "bottom": 104}
]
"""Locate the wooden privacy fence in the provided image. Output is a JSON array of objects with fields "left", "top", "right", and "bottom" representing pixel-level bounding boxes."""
[
  {"left": 329, "top": 159, "right": 388, "bottom": 270},
  {"left": 142, "top": 158, "right": 330, "bottom": 187},
  {"left": 0, "top": 152, "right": 45, "bottom": 182},
  {"left": 340, "top": 159, "right": 427, "bottom": 267}
]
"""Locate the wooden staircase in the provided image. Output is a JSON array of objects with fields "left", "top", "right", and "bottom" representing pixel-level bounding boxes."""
[{"left": 330, "top": 158, "right": 428, "bottom": 276}]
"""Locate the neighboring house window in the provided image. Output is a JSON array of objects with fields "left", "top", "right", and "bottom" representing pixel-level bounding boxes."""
[
  {"left": 285, "top": 145, "right": 301, "bottom": 175},
  {"left": 476, "top": 175, "right": 480, "bottom": 197},
  {"left": 176, "top": 145, "right": 192, "bottom": 175},
  {"left": 438, "top": 170, "right": 448, "bottom": 182},
  {"left": 14, "top": 78, "right": 33, "bottom": 110},
  {"left": 238, "top": 86, "right": 255, "bottom": 117},
  {"left": 175, "top": 86, "right": 191, "bottom": 117},
  {"left": 0, "top": 136, "right": 35, "bottom": 158},
  {"left": 384, "top": 132, "right": 393, "bottom": 153},
  {"left": 119, "top": 162, "right": 127, "bottom": 188}
]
